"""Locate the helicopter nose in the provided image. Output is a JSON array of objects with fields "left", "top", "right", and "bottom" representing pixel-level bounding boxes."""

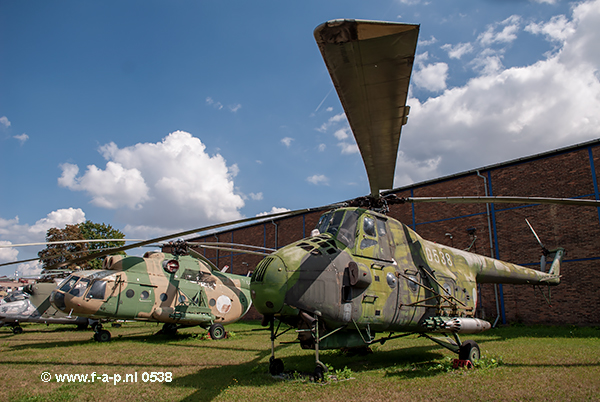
[{"left": 250, "top": 255, "right": 288, "bottom": 314}]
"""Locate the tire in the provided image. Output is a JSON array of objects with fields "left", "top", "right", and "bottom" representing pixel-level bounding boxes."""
[
  {"left": 12, "top": 326, "right": 23, "bottom": 335},
  {"left": 96, "top": 329, "right": 111, "bottom": 342},
  {"left": 313, "top": 365, "right": 325, "bottom": 382},
  {"left": 459, "top": 340, "right": 480, "bottom": 363},
  {"left": 208, "top": 323, "right": 226, "bottom": 340},
  {"left": 161, "top": 323, "right": 178, "bottom": 336},
  {"left": 269, "top": 358, "right": 284, "bottom": 375}
]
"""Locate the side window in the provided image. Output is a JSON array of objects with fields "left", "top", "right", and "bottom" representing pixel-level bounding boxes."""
[
  {"left": 363, "top": 217, "right": 376, "bottom": 237},
  {"left": 87, "top": 280, "right": 107, "bottom": 300},
  {"left": 359, "top": 215, "right": 393, "bottom": 261}
]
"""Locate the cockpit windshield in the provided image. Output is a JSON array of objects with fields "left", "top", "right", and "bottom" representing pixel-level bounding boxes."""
[
  {"left": 315, "top": 209, "right": 360, "bottom": 248},
  {"left": 59, "top": 275, "right": 77, "bottom": 293},
  {"left": 69, "top": 278, "right": 90, "bottom": 297}
]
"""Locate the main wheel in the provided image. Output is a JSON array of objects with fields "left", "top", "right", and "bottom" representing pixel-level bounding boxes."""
[
  {"left": 161, "top": 323, "right": 178, "bottom": 336},
  {"left": 12, "top": 326, "right": 23, "bottom": 334},
  {"left": 269, "top": 358, "right": 284, "bottom": 375},
  {"left": 95, "top": 329, "right": 111, "bottom": 342},
  {"left": 459, "top": 340, "right": 480, "bottom": 363},
  {"left": 313, "top": 365, "right": 325, "bottom": 382},
  {"left": 208, "top": 323, "right": 226, "bottom": 340}
]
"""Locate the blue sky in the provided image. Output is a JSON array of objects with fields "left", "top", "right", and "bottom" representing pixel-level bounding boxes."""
[{"left": 2, "top": 0, "right": 600, "bottom": 277}]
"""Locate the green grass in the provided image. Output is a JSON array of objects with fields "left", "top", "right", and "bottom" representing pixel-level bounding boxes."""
[{"left": 1, "top": 321, "right": 599, "bottom": 401}]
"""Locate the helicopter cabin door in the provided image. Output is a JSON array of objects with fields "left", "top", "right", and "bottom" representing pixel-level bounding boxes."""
[{"left": 353, "top": 214, "right": 399, "bottom": 329}]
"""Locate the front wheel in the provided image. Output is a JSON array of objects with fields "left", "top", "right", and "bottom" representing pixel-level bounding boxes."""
[
  {"left": 459, "top": 340, "right": 480, "bottom": 363},
  {"left": 12, "top": 326, "right": 23, "bottom": 334},
  {"left": 208, "top": 323, "right": 226, "bottom": 340},
  {"left": 95, "top": 329, "right": 111, "bottom": 342}
]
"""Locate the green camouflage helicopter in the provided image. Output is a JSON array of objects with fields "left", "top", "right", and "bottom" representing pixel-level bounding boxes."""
[
  {"left": 48, "top": 241, "right": 256, "bottom": 342},
  {"left": 245, "top": 19, "right": 600, "bottom": 380}
]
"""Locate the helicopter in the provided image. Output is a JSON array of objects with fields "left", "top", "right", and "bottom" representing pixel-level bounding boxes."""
[
  {"left": 0, "top": 280, "right": 89, "bottom": 334},
  {"left": 47, "top": 240, "right": 260, "bottom": 342},
  {"left": 243, "top": 19, "right": 600, "bottom": 381}
]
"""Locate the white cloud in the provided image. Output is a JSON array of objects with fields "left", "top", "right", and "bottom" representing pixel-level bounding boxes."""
[
  {"left": 256, "top": 207, "right": 290, "bottom": 217},
  {"left": 206, "top": 97, "right": 223, "bottom": 110},
  {"left": 0, "top": 208, "right": 86, "bottom": 276},
  {"left": 249, "top": 192, "right": 263, "bottom": 200},
  {"left": 525, "top": 15, "right": 576, "bottom": 42},
  {"left": 0, "top": 116, "right": 11, "bottom": 128},
  {"left": 13, "top": 133, "right": 29, "bottom": 145},
  {"left": 229, "top": 103, "right": 242, "bottom": 112},
  {"left": 395, "top": 0, "right": 600, "bottom": 187},
  {"left": 318, "top": 143, "right": 326, "bottom": 152},
  {"left": 420, "top": 36, "right": 437, "bottom": 46},
  {"left": 441, "top": 42, "right": 474, "bottom": 59},
  {"left": 478, "top": 15, "right": 521, "bottom": 47},
  {"left": 281, "top": 137, "right": 294, "bottom": 147},
  {"left": 338, "top": 142, "right": 359, "bottom": 154},
  {"left": 413, "top": 62, "right": 449, "bottom": 92},
  {"left": 58, "top": 131, "right": 245, "bottom": 232},
  {"left": 307, "top": 174, "right": 329, "bottom": 185}
]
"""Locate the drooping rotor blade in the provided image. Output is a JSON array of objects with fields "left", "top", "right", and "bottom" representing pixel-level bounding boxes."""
[
  {"left": 0, "top": 239, "right": 145, "bottom": 248},
  {"left": 314, "top": 19, "right": 419, "bottom": 198},
  {"left": 45, "top": 206, "right": 333, "bottom": 269},
  {"left": 187, "top": 242, "right": 274, "bottom": 257},
  {"left": 403, "top": 195, "right": 600, "bottom": 207}
]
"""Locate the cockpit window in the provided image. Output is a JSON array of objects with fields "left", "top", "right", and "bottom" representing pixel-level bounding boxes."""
[
  {"left": 358, "top": 215, "right": 393, "bottom": 262},
  {"left": 337, "top": 210, "right": 359, "bottom": 248},
  {"left": 86, "top": 280, "right": 107, "bottom": 300},
  {"left": 69, "top": 278, "right": 90, "bottom": 297},
  {"left": 316, "top": 212, "right": 332, "bottom": 234},
  {"left": 363, "top": 217, "right": 376, "bottom": 237},
  {"left": 59, "top": 276, "right": 78, "bottom": 293},
  {"left": 325, "top": 210, "right": 345, "bottom": 237}
]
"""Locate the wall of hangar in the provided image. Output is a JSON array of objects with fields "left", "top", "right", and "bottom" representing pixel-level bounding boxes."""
[{"left": 192, "top": 140, "right": 600, "bottom": 325}]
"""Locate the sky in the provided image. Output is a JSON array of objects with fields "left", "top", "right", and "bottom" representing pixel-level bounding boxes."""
[{"left": 2, "top": 0, "right": 600, "bottom": 277}]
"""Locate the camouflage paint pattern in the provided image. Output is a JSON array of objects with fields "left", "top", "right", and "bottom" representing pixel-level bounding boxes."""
[
  {"left": 50, "top": 251, "right": 251, "bottom": 328},
  {"left": 250, "top": 207, "right": 562, "bottom": 349}
]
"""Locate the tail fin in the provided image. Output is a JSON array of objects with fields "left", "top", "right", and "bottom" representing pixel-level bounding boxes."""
[{"left": 545, "top": 248, "right": 564, "bottom": 280}]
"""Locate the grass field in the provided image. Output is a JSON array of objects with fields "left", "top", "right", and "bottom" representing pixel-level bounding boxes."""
[{"left": 1, "top": 320, "right": 599, "bottom": 401}]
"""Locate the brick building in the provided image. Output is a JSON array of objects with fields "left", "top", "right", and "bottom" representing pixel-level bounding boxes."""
[{"left": 193, "top": 139, "right": 600, "bottom": 326}]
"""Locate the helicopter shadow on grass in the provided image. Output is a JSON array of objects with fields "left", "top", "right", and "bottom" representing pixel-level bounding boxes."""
[{"left": 167, "top": 343, "right": 452, "bottom": 401}]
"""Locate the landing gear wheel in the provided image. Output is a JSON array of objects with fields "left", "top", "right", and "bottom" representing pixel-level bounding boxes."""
[
  {"left": 269, "top": 357, "right": 284, "bottom": 376},
  {"left": 208, "top": 323, "right": 226, "bottom": 340},
  {"left": 313, "top": 365, "right": 325, "bottom": 382},
  {"left": 12, "top": 326, "right": 23, "bottom": 334},
  {"left": 161, "top": 323, "right": 178, "bottom": 336},
  {"left": 459, "top": 340, "right": 480, "bottom": 363},
  {"left": 94, "top": 329, "right": 111, "bottom": 342}
]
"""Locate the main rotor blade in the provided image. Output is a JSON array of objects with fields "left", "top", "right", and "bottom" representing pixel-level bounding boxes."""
[
  {"left": 315, "top": 19, "right": 419, "bottom": 198},
  {"left": 405, "top": 195, "right": 600, "bottom": 207},
  {"left": 0, "top": 239, "right": 146, "bottom": 248},
  {"left": 45, "top": 206, "right": 332, "bottom": 269}
]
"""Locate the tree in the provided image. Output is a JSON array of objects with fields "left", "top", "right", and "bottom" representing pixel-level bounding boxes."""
[
  {"left": 38, "top": 221, "right": 125, "bottom": 270},
  {"left": 79, "top": 221, "right": 125, "bottom": 270}
]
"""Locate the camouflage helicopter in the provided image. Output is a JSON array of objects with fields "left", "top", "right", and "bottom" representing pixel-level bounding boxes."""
[
  {"left": 245, "top": 19, "right": 600, "bottom": 380},
  {"left": 48, "top": 240, "right": 257, "bottom": 342}
]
